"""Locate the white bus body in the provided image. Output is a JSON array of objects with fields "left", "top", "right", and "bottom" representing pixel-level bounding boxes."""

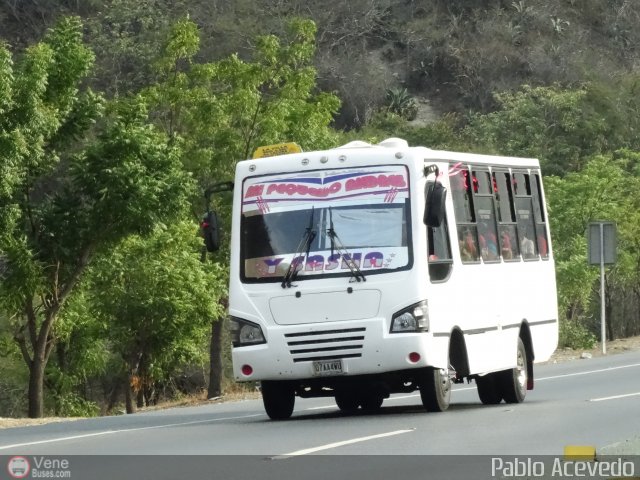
[{"left": 227, "top": 138, "right": 558, "bottom": 419}]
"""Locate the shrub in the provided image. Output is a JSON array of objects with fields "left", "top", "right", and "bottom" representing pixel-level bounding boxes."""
[
  {"left": 559, "top": 319, "right": 598, "bottom": 350},
  {"left": 385, "top": 87, "right": 418, "bottom": 121}
]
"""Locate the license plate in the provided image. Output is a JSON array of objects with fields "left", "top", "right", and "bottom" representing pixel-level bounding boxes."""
[{"left": 312, "top": 359, "right": 344, "bottom": 376}]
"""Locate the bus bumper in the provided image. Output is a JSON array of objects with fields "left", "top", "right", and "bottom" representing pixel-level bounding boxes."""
[{"left": 231, "top": 318, "right": 449, "bottom": 382}]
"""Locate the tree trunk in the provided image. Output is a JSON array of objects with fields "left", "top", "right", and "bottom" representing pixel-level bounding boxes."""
[
  {"left": 125, "top": 374, "right": 136, "bottom": 414},
  {"left": 106, "top": 379, "right": 123, "bottom": 415},
  {"left": 27, "top": 315, "right": 54, "bottom": 419},
  {"left": 28, "top": 356, "right": 46, "bottom": 418},
  {"left": 605, "top": 296, "right": 614, "bottom": 342},
  {"left": 207, "top": 316, "right": 225, "bottom": 399}
]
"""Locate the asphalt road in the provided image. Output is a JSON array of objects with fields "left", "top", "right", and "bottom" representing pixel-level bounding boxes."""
[{"left": 1, "top": 351, "right": 639, "bottom": 479}]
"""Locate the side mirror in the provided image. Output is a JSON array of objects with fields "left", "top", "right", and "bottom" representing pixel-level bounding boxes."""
[
  {"left": 424, "top": 182, "right": 447, "bottom": 228},
  {"left": 201, "top": 211, "right": 220, "bottom": 252}
]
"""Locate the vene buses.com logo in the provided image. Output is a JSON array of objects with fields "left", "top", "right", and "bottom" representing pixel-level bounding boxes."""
[{"left": 7, "top": 456, "right": 30, "bottom": 479}]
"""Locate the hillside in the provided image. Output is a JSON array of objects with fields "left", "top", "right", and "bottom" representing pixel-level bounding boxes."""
[{"left": 1, "top": 0, "right": 639, "bottom": 127}]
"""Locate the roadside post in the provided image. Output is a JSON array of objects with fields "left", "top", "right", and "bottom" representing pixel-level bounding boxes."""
[{"left": 587, "top": 221, "right": 617, "bottom": 354}]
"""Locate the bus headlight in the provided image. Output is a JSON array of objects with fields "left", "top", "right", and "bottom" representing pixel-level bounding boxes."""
[
  {"left": 390, "top": 300, "right": 429, "bottom": 333},
  {"left": 230, "top": 317, "right": 266, "bottom": 347}
]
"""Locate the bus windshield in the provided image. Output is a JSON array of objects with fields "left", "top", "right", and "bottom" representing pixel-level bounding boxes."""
[{"left": 240, "top": 166, "right": 412, "bottom": 283}]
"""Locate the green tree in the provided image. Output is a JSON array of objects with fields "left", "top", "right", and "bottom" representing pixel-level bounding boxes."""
[
  {"left": 545, "top": 153, "right": 640, "bottom": 346},
  {"left": 0, "top": 17, "right": 102, "bottom": 418},
  {"left": 84, "top": 0, "right": 182, "bottom": 96},
  {"left": 0, "top": 18, "right": 195, "bottom": 418},
  {"left": 89, "top": 222, "right": 224, "bottom": 414},
  {"left": 45, "top": 285, "right": 111, "bottom": 417},
  {"left": 143, "top": 17, "right": 341, "bottom": 397},
  {"left": 464, "top": 85, "right": 611, "bottom": 175}
]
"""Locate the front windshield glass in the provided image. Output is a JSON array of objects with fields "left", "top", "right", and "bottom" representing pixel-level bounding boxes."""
[{"left": 241, "top": 166, "right": 412, "bottom": 283}]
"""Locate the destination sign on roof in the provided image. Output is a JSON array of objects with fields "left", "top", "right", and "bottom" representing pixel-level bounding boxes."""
[{"left": 252, "top": 142, "right": 302, "bottom": 159}]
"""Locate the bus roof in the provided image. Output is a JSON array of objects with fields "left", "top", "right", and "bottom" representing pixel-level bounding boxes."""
[{"left": 240, "top": 138, "right": 541, "bottom": 172}]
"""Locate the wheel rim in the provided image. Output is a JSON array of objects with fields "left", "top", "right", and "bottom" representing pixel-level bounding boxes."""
[
  {"left": 515, "top": 347, "right": 526, "bottom": 394},
  {"left": 439, "top": 368, "right": 451, "bottom": 400}
]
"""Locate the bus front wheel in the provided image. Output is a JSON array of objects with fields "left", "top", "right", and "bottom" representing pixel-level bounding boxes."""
[
  {"left": 261, "top": 381, "right": 295, "bottom": 420},
  {"left": 419, "top": 367, "right": 451, "bottom": 412},
  {"left": 500, "top": 338, "right": 528, "bottom": 404}
]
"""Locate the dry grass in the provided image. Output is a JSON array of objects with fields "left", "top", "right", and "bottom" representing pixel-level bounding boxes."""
[
  {"left": 548, "top": 336, "right": 640, "bottom": 363},
  {"left": 0, "top": 417, "right": 86, "bottom": 429},
  {"left": 0, "top": 387, "right": 260, "bottom": 429}
]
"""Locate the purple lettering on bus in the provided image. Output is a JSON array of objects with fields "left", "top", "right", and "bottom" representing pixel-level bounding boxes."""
[
  {"left": 341, "top": 253, "right": 362, "bottom": 269},
  {"left": 305, "top": 255, "right": 325, "bottom": 271},
  {"left": 363, "top": 252, "right": 384, "bottom": 268},
  {"left": 291, "top": 256, "right": 305, "bottom": 272},
  {"left": 263, "top": 257, "right": 284, "bottom": 274},
  {"left": 325, "top": 253, "right": 341, "bottom": 270}
]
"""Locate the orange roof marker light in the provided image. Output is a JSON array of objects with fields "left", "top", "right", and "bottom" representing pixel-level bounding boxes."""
[{"left": 252, "top": 142, "right": 302, "bottom": 159}]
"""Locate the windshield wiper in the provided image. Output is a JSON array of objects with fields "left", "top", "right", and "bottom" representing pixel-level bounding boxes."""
[
  {"left": 326, "top": 207, "right": 366, "bottom": 283},
  {"left": 281, "top": 207, "right": 316, "bottom": 288}
]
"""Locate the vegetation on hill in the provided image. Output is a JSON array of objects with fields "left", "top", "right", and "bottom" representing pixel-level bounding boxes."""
[{"left": 1, "top": 1, "right": 640, "bottom": 417}]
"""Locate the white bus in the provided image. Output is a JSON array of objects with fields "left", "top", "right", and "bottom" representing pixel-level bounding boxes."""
[{"left": 212, "top": 138, "right": 558, "bottom": 420}]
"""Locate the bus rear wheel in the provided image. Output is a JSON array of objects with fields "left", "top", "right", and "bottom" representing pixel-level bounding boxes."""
[
  {"left": 500, "top": 338, "right": 528, "bottom": 404},
  {"left": 359, "top": 394, "right": 384, "bottom": 412},
  {"left": 419, "top": 367, "right": 451, "bottom": 412},
  {"left": 261, "top": 381, "right": 295, "bottom": 420},
  {"left": 335, "top": 390, "right": 360, "bottom": 413},
  {"left": 476, "top": 373, "right": 503, "bottom": 405}
]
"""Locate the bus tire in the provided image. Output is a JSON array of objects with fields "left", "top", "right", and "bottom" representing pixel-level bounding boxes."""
[
  {"left": 335, "top": 390, "right": 360, "bottom": 413},
  {"left": 359, "top": 394, "right": 384, "bottom": 412},
  {"left": 476, "top": 373, "right": 503, "bottom": 405},
  {"left": 261, "top": 381, "right": 295, "bottom": 420},
  {"left": 500, "top": 338, "right": 528, "bottom": 404},
  {"left": 419, "top": 367, "right": 451, "bottom": 412}
]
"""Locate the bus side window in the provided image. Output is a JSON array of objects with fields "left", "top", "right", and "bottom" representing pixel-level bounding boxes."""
[
  {"left": 428, "top": 223, "right": 453, "bottom": 281},
  {"left": 473, "top": 170, "right": 499, "bottom": 262},
  {"left": 450, "top": 164, "right": 479, "bottom": 264},
  {"left": 457, "top": 225, "right": 480, "bottom": 262},
  {"left": 513, "top": 172, "right": 538, "bottom": 260},
  {"left": 493, "top": 170, "right": 520, "bottom": 261},
  {"left": 532, "top": 173, "right": 549, "bottom": 258},
  {"left": 427, "top": 181, "right": 453, "bottom": 282}
]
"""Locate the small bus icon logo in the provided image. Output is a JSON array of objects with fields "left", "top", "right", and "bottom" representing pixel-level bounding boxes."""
[{"left": 7, "top": 456, "right": 30, "bottom": 478}]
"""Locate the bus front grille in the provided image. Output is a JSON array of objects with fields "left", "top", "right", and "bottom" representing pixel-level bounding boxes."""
[{"left": 284, "top": 327, "right": 366, "bottom": 363}]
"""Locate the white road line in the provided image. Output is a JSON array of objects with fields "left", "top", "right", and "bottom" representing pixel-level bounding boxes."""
[
  {"left": 273, "top": 429, "right": 414, "bottom": 458},
  {"left": 0, "top": 413, "right": 263, "bottom": 451},
  {"left": 0, "top": 431, "right": 117, "bottom": 451},
  {"left": 590, "top": 392, "right": 640, "bottom": 402},
  {"left": 304, "top": 405, "right": 336, "bottom": 411},
  {"left": 536, "top": 362, "right": 640, "bottom": 381},
  {"left": 386, "top": 394, "right": 421, "bottom": 400}
]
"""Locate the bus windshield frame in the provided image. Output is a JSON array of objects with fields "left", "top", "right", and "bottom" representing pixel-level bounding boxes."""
[{"left": 240, "top": 165, "right": 413, "bottom": 284}]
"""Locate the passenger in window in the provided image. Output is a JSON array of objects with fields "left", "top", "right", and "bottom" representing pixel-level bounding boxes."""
[
  {"left": 459, "top": 229, "right": 478, "bottom": 261},
  {"left": 477, "top": 222, "right": 498, "bottom": 261},
  {"left": 537, "top": 234, "right": 548, "bottom": 257},
  {"left": 479, "top": 233, "right": 499, "bottom": 261},
  {"left": 479, "top": 235, "right": 488, "bottom": 260},
  {"left": 521, "top": 235, "right": 536, "bottom": 258},
  {"left": 500, "top": 229, "right": 513, "bottom": 259}
]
